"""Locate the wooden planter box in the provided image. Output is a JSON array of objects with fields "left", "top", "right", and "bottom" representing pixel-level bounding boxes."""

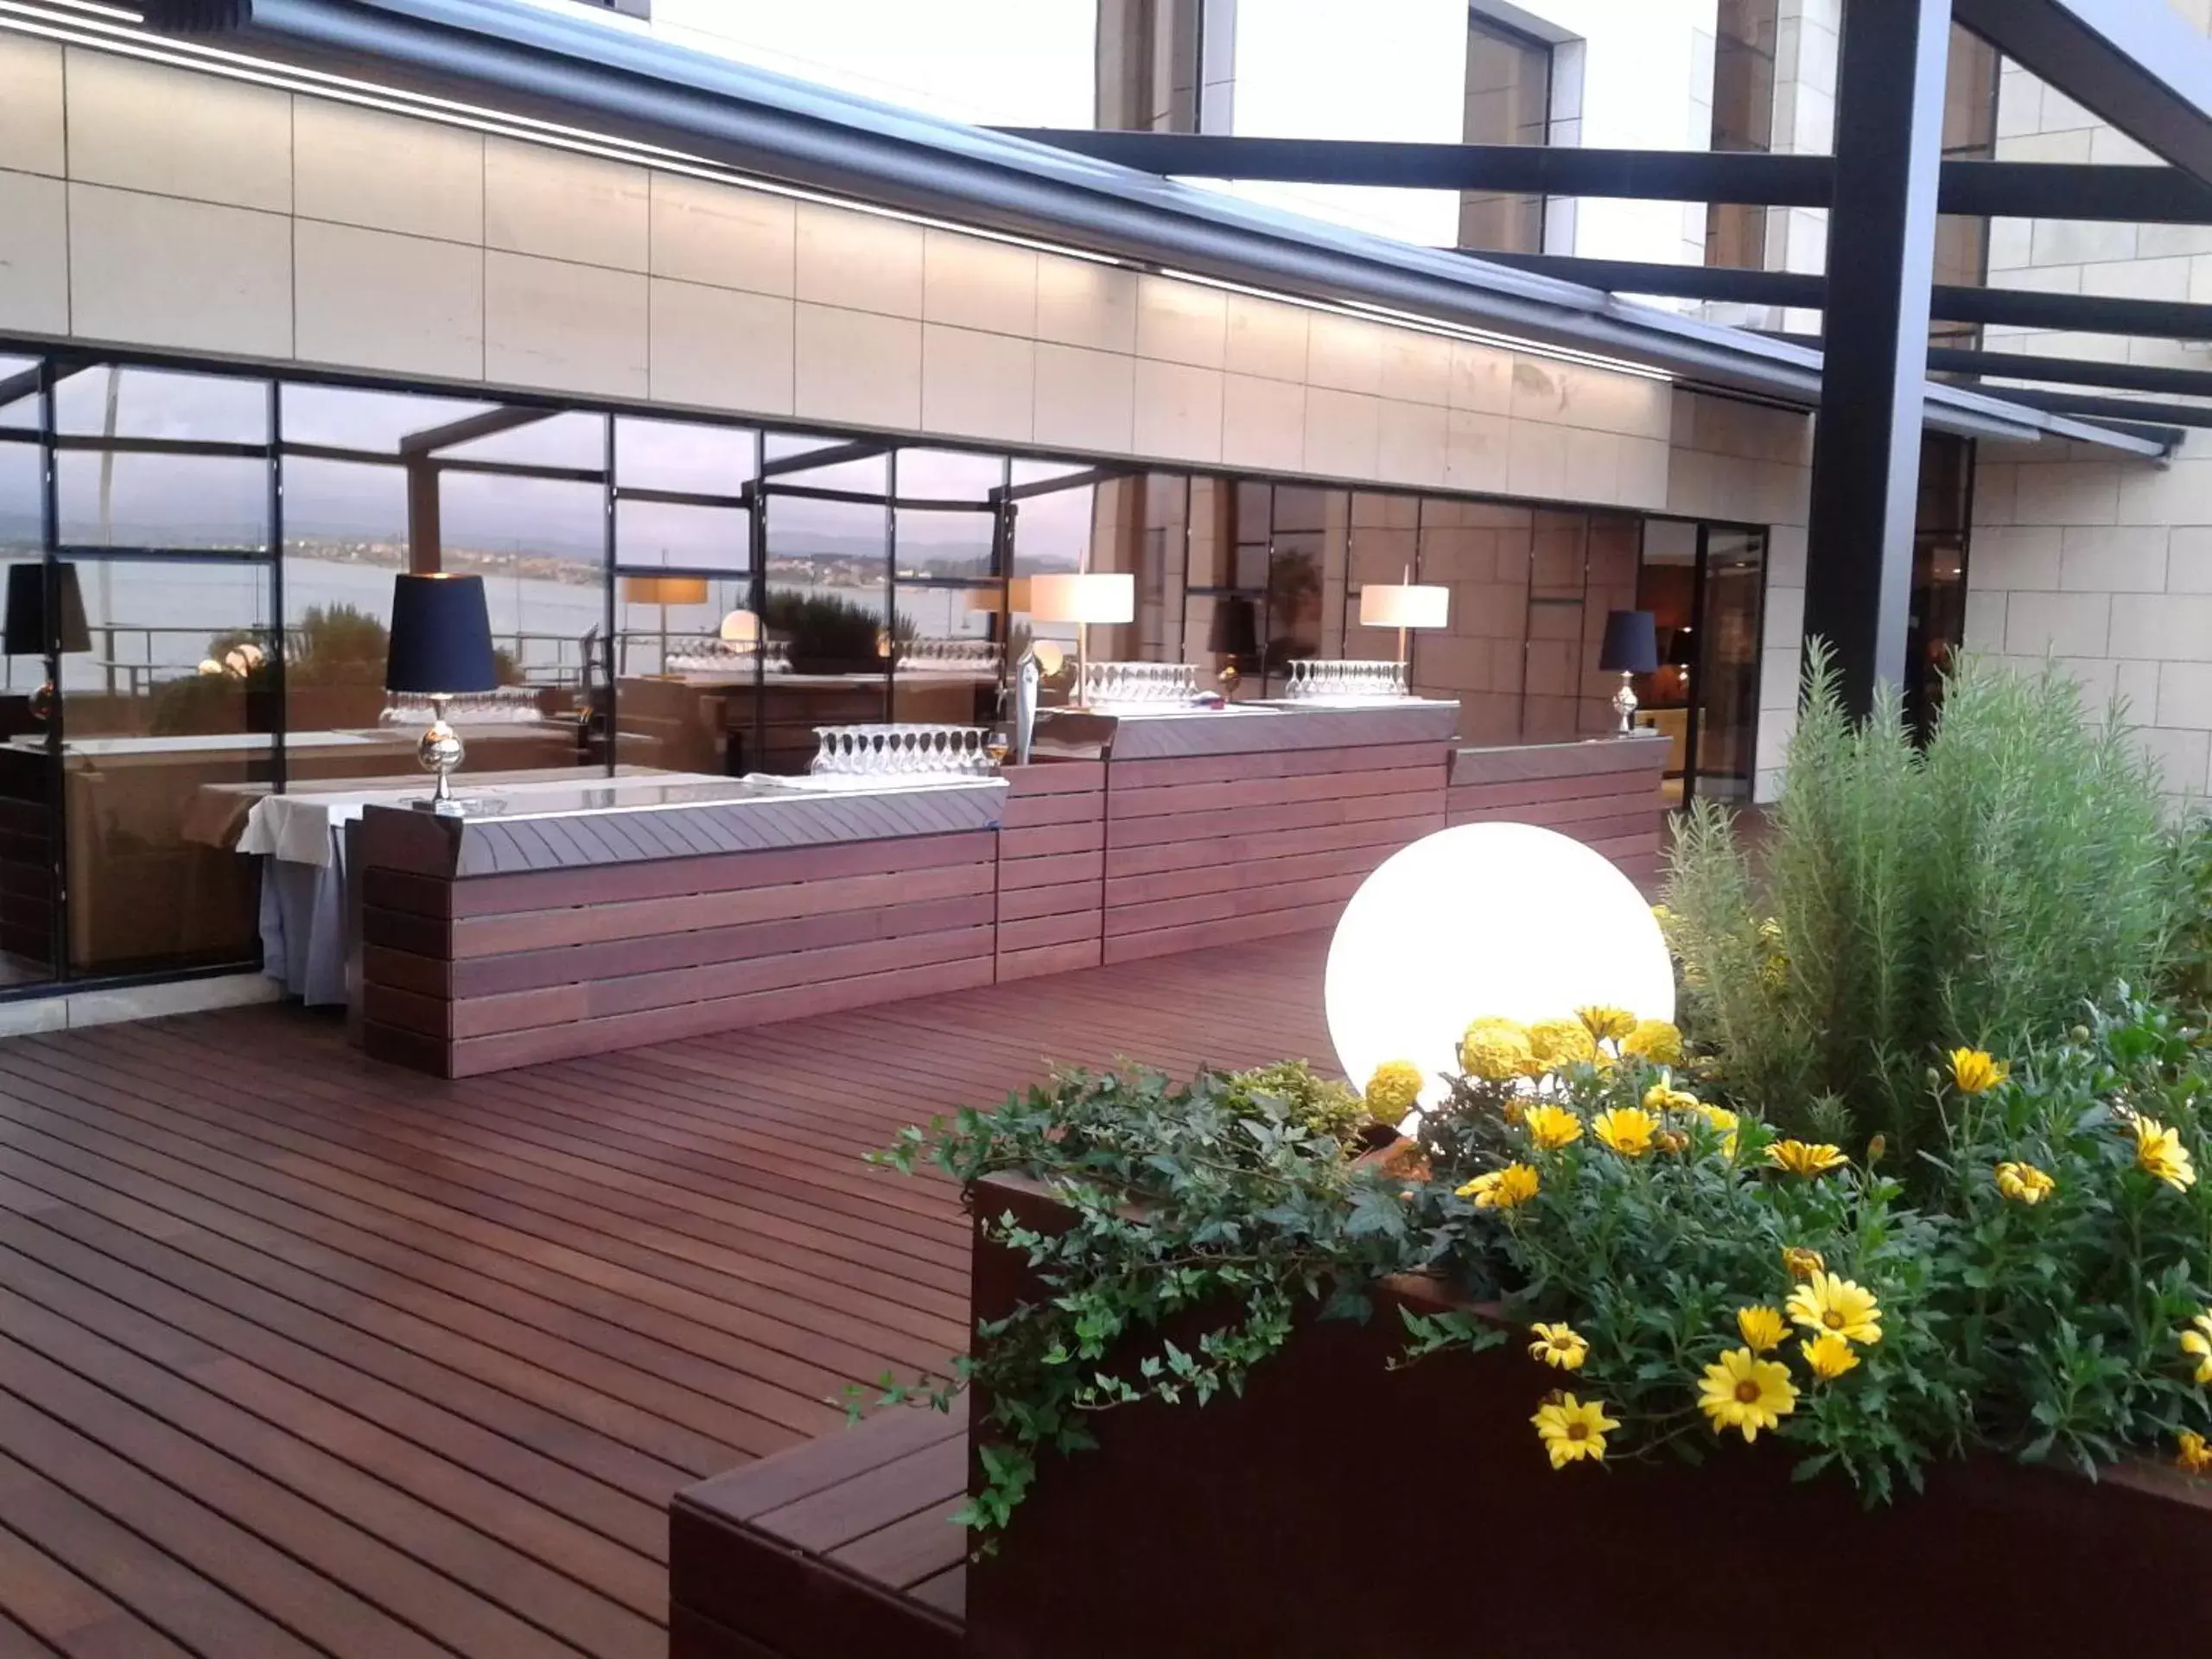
[{"left": 965, "top": 1172, "right": 2212, "bottom": 1659}]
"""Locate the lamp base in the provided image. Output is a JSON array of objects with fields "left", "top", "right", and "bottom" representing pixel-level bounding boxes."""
[
  {"left": 414, "top": 700, "right": 470, "bottom": 811},
  {"left": 1611, "top": 672, "right": 1640, "bottom": 736}
]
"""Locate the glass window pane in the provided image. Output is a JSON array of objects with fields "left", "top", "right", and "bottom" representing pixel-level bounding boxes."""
[
  {"left": 57, "top": 452, "right": 269, "bottom": 551},
  {"left": 54, "top": 365, "right": 268, "bottom": 442},
  {"left": 760, "top": 495, "right": 887, "bottom": 773},
  {"left": 763, "top": 434, "right": 889, "bottom": 493},
  {"left": 436, "top": 472, "right": 606, "bottom": 700},
  {"left": 896, "top": 448, "right": 1003, "bottom": 502},
  {"left": 283, "top": 383, "right": 501, "bottom": 454},
  {"left": 616, "top": 416, "right": 754, "bottom": 494},
  {"left": 0, "top": 353, "right": 36, "bottom": 432},
  {"left": 60, "top": 557, "right": 272, "bottom": 976},
  {"left": 441, "top": 410, "right": 606, "bottom": 470},
  {"left": 615, "top": 498, "right": 749, "bottom": 571},
  {"left": 894, "top": 506, "right": 995, "bottom": 581},
  {"left": 613, "top": 571, "right": 760, "bottom": 774},
  {"left": 893, "top": 595, "right": 999, "bottom": 725},
  {"left": 0, "top": 441, "right": 38, "bottom": 569},
  {"left": 1459, "top": 16, "right": 1550, "bottom": 255}
]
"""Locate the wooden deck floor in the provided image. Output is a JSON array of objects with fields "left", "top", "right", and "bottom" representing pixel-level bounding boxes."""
[{"left": 0, "top": 932, "right": 1335, "bottom": 1657}]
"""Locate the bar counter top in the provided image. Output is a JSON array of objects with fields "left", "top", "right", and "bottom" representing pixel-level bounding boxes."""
[
  {"left": 357, "top": 773, "right": 1007, "bottom": 879},
  {"left": 1033, "top": 696, "right": 1459, "bottom": 760}
]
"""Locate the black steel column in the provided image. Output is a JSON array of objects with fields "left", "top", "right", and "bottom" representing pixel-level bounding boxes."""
[{"left": 1802, "top": 0, "right": 1949, "bottom": 716}]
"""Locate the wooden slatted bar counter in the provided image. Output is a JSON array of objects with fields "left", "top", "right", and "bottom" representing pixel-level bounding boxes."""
[
  {"left": 350, "top": 706, "right": 1676, "bottom": 1077},
  {"left": 1446, "top": 732, "right": 1670, "bottom": 887},
  {"left": 358, "top": 776, "right": 1009, "bottom": 1077}
]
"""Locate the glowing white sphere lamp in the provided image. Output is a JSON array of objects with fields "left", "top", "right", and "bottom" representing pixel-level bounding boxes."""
[
  {"left": 719, "top": 608, "right": 760, "bottom": 646},
  {"left": 1325, "top": 823, "right": 1674, "bottom": 1113}
]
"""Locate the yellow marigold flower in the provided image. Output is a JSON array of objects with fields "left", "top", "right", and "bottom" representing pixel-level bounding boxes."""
[
  {"left": 1527, "top": 1017, "right": 1598, "bottom": 1071},
  {"left": 1654, "top": 1128, "right": 1688, "bottom": 1154},
  {"left": 2134, "top": 1115, "right": 2198, "bottom": 1192},
  {"left": 1782, "top": 1246, "right": 1826, "bottom": 1282},
  {"left": 1787, "top": 1271, "right": 1883, "bottom": 1346},
  {"left": 1993, "top": 1160, "right": 2055, "bottom": 1205},
  {"left": 1696, "top": 1103, "right": 1741, "bottom": 1160},
  {"left": 1641, "top": 1083, "right": 1700, "bottom": 1114},
  {"left": 1801, "top": 1333, "right": 1860, "bottom": 1380},
  {"left": 1458, "top": 1162, "right": 1541, "bottom": 1211},
  {"left": 1523, "top": 1103, "right": 1584, "bottom": 1151},
  {"left": 1591, "top": 1106, "right": 1661, "bottom": 1158},
  {"left": 2178, "top": 1430, "right": 2212, "bottom": 1475},
  {"left": 2181, "top": 1313, "right": 2212, "bottom": 1385},
  {"left": 1767, "top": 1140, "right": 1849, "bottom": 1178},
  {"left": 1531, "top": 1392, "right": 1617, "bottom": 1469},
  {"left": 1697, "top": 1346, "right": 1797, "bottom": 1443},
  {"left": 1948, "top": 1047, "right": 2009, "bottom": 1095},
  {"left": 1576, "top": 1005, "right": 1638, "bottom": 1044},
  {"left": 1528, "top": 1322, "right": 1588, "bottom": 1371},
  {"left": 1620, "top": 1018, "right": 1683, "bottom": 1066},
  {"left": 1363, "top": 1060, "right": 1423, "bottom": 1125},
  {"left": 1736, "top": 1305, "right": 1786, "bottom": 1353},
  {"left": 1459, "top": 1018, "right": 1536, "bottom": 1083}
]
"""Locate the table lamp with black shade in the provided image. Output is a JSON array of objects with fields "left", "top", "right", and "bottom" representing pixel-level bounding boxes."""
[
  {"left": 385, "top": 573, "right": 499, "bottom": 811},
  {"left": 3, "top": 562, "right": 91, "bottom": 722},
  {"left": 1598, "top": 608, "right": 1659, "bottom": 736}
]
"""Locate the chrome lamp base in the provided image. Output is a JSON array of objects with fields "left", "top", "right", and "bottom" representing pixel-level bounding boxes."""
[
  {"left": 1611, "top": 672, "right": 1640, "bottom": 736},
  {"left": 410, "top": 695, "right": 473, "bottom": 816}
]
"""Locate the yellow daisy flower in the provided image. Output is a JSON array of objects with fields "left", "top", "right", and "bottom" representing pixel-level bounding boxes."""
[
  {"left": 1528, "top": 1322, "right": 1588, "bottom": 1371},
  {"left": 1993, "top": 1160, "right": 2055, "bottom": 1205},
  {"left": 1530, "top": 1393, "right": 1617, "bottom": 1469},
  {"left": 2181, "top": 1313, "right": 2212, "bottom": 1385},
  {"left": 1362, "top": 1060, "right": 1423, "bottom": 1125},
  {"left": 1697, "top": 1346, "right": 1797, "bottom": 1443},
  {"left": 1523, "top": 1103, "right": 1584, "bottom": 1151},
  {"left": 1735, "top": 1305, "right": 1786, "bottom": 1353},
  {"left": 1696, "top": 1103, "right": 1741, "bottom": 1160},
  {"left": 1781, "top": 1246, "right": 1826, "bottom": 1283},
  {"left": 1801, "top": 1333, "right": 1860, "bottom": 1380},
  {"left": 1459, "top": 1018, "right": 1536, "bottom": 1083},
  {"left": 2134, "top": 1115, "right": 2197, "bottom": 1192},
  {"left": 2178, "top": 1430, "right": 2212, "bottom": 1475},
  {"left": 1787, "top": 1271, "right": 1883, "bottom": 1345},
  {"left": 1527, "top": 1017, "right": 1598, "bottom": 1071},
  {"left": 1767, "top": 1140, "right": 1848, "bottom": 1178},
  {"left": 1590, "top": 1107, "right": 1661, "bottom": 1158},
  {"left": 1457, "top": 1162, "right": 1541, "bottom": 1210},
  {"left": 1640, "top": 1082, "right": 1700, "bottom": 1114},
  {"left": 1620, "top": 1018, "right": 1683, "bottom": 1066},
  {"left": 1576, "top": 1005, "right": 1638, "bottom": 1044},
  {"left": 1948, "top": 1048, "right": 2010, "bottom": 1095}
]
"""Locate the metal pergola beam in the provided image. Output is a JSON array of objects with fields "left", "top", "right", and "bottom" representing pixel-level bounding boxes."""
[
  {"left": 1802, "top": 0, "right": 1950, "bottom": 718},
  {"left": 1928, "top": 346, "right": 2212, "bottom": 398},
  {"left": 397, "top": 404, "right": 550, "bottom": 457},
  {"left": 994, "top": 130, "right": 2212, "bottom": 225},
  {"left": 1468, "top": 251, "right": 2212, "bottom": 341},
  {"left": 1974, "top": 386, "right": 2212, "bottom": 429},
  {"left": 1954, "top": 0, "right": 2212, "bottom": 186}
]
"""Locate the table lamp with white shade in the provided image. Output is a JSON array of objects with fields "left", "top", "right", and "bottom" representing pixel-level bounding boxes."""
[
  {"left": 1028, "top": 572, "right": 1134, "bottom": 710},
  {"left": 1357, "top": 582, "right": 1449, "bottom": 677}
]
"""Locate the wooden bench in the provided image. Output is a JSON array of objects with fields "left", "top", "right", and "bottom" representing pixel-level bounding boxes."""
[{"left": 670, "top": 1399, "right": 969, "bottom": 1659}]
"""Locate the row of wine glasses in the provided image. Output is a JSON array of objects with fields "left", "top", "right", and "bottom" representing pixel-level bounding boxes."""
[
  {"left": 810, "top": 723, "right": 1001, "bottom": 778},
  {"left": 1281, "top": 659, "right": 1409, "bottom": 701},
  {"left": 1083, "top": 660, "right": 1199, "bottom": 706},
  {"left": 379, "top": 688, "right": 545, "bottom": 726}
]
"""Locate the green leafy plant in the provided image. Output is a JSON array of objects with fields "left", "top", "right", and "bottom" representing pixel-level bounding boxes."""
[
  {"left": 853, "top": 1062, "right": 1468, "bottom": 1545},
  {"left": 1662, "top": 643, "right": 2174, "bottom": 1157}
]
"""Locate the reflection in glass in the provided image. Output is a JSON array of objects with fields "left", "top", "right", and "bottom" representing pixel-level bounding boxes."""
[
  {"left": 893, "top": 593, "right": 998, "bottom": 726},
  {"left": 282, "top": 383, "right": 499, "bottom": 453},
  {"left": 615, "top": 499, "right": 749, "bottom": 570},
  {"left": 762, "top": 435, "right": 889, "bottom": 493},
  {"left": 0, "top": 354, "right": 35, "bottom": 433},
  {"left": 440, "top": 409, "right": 606, "bottom": 470},
  {"left": 438, "top": 472, "right": 607, "bottom": 691},
  {"left": 612, "top": 572, "right": 759, "bottom": 775},
  {"left": 58, "top": 452, "right": 269, "bottom": 551},
  {"left": 615, "top": 416, "right": 754, "bottom": 494},
  {"left": 896, "top": 448, "right": 1003, "bottom": 503},
  {"left": 1691, "top": 529, "right": 1766, "bottom": 804},
  {"left": 759, "top": 492, "right": 889, "bottom": 773},
  {"left": 894, "top": 506, "right": 995, "bottom": 582},
  {"left": 54, "top": 365, "right": 269, "bottom": 442},
  {"left": 60, "top": 557, "right": 272, "bottom": 976}
]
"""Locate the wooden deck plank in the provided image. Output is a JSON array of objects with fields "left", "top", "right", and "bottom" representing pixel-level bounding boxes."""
[{"left": 0, "top": 930, "right": 1340, "bottom": 1657}]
